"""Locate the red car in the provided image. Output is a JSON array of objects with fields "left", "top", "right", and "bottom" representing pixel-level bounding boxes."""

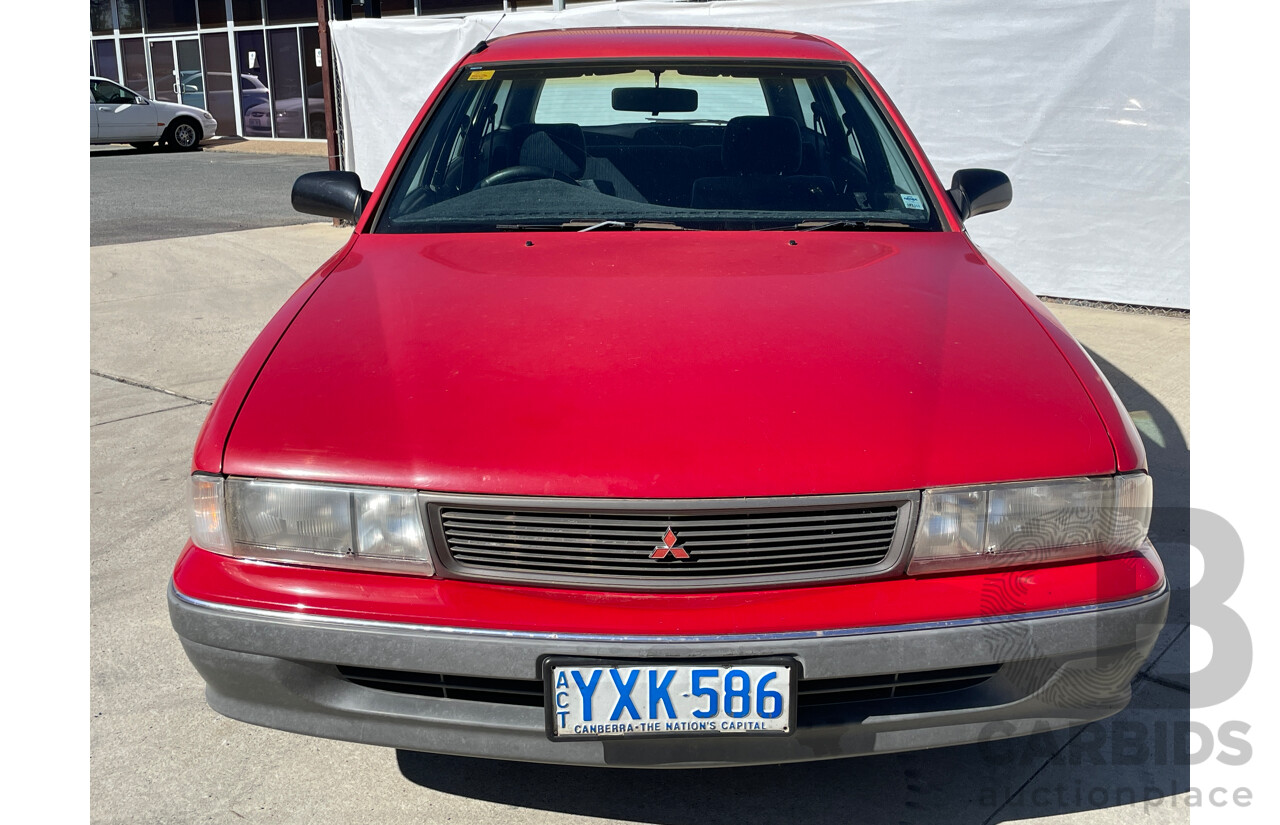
[{"left": 170, "top": 27, "right": 1167, "bottom": 767}]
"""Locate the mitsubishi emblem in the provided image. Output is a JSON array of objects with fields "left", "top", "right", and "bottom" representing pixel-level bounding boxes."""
[{"left": 650, "top": 527, "right": 690, "bottom": 560}]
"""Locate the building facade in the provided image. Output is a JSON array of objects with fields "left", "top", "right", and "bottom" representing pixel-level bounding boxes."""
[
  {"left": 90, "top": 1, "right": 331, "bottom": 140},
  {"left": 88, "top": 1, "right": 675, "bottom": 141}
]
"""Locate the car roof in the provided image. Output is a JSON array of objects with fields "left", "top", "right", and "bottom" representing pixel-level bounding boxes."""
[{"left": 475, "top": 26, "right": 852, "bottom": 64}]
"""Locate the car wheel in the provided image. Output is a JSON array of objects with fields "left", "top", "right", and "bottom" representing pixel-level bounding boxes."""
[
  {"left": 130, "top": 141, "right": 155, "bottom": 151},
  {"left": 164, "top": 119, "right": 202, "bottom": 152}
]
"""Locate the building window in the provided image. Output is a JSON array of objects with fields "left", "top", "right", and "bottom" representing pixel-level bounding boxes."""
[
  {"left": 266, "top": 0, "right": 318, "bottom": 24},
  {"left": 419, "top": 2, "right": 504, "bottom": 14},
  {"left": 237, "top": 30, "right": 272, "bottom": 135},
  {"left": 90, "top": 0, "right": 114, "bottom": 34},
  {"left": 268, "top": 28, "right": 306, "bottom": 137},
  {"left": 201, "top": 32, "right": 238, "bottom": 135},
  {"left": 117, "top": 0, "right": 144, "bottom": 33},
  {"left": 198, "top": 0, "right": 228, "bottom": 27},
  {"left": 93, "top": 40, "right": 120, "bottom": 82},
  {"left": 301, "top": 26, "right": 326, "bottom": 138},
  {"left": 144, "top": 0, "right": 199, "bottom": 32},
  {"left": 120, "top": 37, "right": 149, "bottom": 95},
  {"left": 379, "top": 0, "right": 417, "bottom": 14},
  {"left": 233, "top": 0, "right": 264, "bottom": 24}
]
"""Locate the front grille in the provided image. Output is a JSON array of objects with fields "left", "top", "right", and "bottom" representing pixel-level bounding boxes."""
[
  {"left": 336, "top": 666, "right": 544, "bottom": 707},
  {"left": 797, "top": 664, "right": 1002, "bottom": 706},
  {"left": 335, "top": 664, "right": 1002, "bottom": 717},
  {"left": 427, "top": 494, "right": 912, "bottom": 589}
]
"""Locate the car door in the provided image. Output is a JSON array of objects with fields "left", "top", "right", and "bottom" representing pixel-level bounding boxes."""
[
  {"left": 89, "top": 88, "right": 99, "bottom": 141},
  {"left": 91, "top": 79, "right": 161, "bottom": 142}
]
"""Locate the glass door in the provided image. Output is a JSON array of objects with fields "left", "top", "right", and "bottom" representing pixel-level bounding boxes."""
[
  {"left": 148, "top": 37, "right": 205, "bottom": 109},
  {"left": 176, "top": 39, "right": 206, "bottom": 110},
  {"left": 148, "top": 39, "right": 177, "bottom": 103}
]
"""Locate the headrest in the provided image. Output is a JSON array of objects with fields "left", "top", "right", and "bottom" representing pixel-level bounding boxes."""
[
  {"left": 722, "top": 116, "right": 802, "bottom": 175},
  {"left": 514, "top": 123, "right": 587, "bottom": 179}
]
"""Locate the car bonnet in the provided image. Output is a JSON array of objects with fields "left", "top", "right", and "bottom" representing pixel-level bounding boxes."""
[{"left": 221, "top": 230, "right": 1117, "bottom": 497}]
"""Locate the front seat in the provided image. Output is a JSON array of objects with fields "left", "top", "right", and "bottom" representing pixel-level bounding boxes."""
[
  {"left": 513, "top": 123, "right": 648, "bottom": 203},
  {"left": 690, "top": 116, "right": 835, "bottom": 210}
]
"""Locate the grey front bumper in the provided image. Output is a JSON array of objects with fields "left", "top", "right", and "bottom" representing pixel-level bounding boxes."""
[{"left": 169, "top": 582, "right": 1168, "bottom": 768}]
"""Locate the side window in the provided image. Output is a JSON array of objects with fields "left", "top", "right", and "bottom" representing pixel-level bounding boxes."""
[
  {"left": 379, "top": 78, "right": 482, "bottom": 215},
  {"left": 837, "top": 78, "right": 919, "bottom": 193},
  {"left": 439, "top": 84, "right": 490, "bottom": 176},
  {"left": 797, "top": 76, "right": 864, "bottom": 169},
  {"left": 825, "top": 74, "right": 932, "bottom": 216},
  {"left": 490, "top": 79, "right": 512, "bottom": 128},
  {"left": 792, "top": 78, "right": 818, "bottom": 132},
  {"left": 93, "top": 79, "right": 136, "bottom": 104}
]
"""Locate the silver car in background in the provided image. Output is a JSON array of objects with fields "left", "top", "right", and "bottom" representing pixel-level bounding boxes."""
[{"left": 90, "top": 76, "right": 217, "bottom": 151}]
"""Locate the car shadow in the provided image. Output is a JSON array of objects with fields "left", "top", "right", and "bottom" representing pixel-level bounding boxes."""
[
  {"left": 1086, "top": 347, "right": 1190, "bottom": 689},
  {"left": 1086, "top": 348, "right": 1189, "bottom": 547},
  {"left": 394, "top": 347, "right": 1191, "bottom": 824},
  {"left": 89, "top": 144, "right": 206, "bottom": 158}
]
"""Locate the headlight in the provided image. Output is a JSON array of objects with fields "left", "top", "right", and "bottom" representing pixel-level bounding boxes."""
[
  {"left": 188, "top": 475, "right": 433, "bottom": 575},
  {"left": 908, "top": 473, "right": 1152, "bottom": 575}
]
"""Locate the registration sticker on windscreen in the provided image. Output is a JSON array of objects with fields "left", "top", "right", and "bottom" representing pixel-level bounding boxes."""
[{"left": 545, "top": 659, "right": 797, "bottom": 741}]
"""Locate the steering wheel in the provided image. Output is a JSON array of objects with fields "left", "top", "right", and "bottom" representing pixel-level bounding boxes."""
[{"left": 474, "top": 165, "right": 579, "bottom": 190}]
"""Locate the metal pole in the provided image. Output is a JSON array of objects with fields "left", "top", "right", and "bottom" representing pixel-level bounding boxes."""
[{"left": 315, "top": 0, "right": 340, "bottom": 173}]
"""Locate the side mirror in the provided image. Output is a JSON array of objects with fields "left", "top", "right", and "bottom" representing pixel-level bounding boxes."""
[
  {"left": 292, "top": 171, "right": 371, "bottom": 222},
  {"left": 134, "top": 96, "right": 149, "bottom": 105},
  {"left": 948, "top": 168, "right": 1012, "bottom": 222}
]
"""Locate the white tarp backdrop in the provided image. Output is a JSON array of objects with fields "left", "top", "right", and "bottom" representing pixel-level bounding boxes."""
[{"left": 330, "top": 0, "right": 1189, "bottom": 308}]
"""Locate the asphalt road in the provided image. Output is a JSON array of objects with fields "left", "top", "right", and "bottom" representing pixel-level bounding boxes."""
[{"left": 89, "top": 145, "right": 328, "bottom": 246}]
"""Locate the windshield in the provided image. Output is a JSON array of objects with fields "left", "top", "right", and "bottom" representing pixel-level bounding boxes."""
[{"left": 375, "top": 61, "right": 939, "bottom": 232}]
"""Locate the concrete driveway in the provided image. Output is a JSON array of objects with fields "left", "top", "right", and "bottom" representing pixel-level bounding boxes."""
[{"left": 90, "top": 223, "right": 1190, "bottom": 824}]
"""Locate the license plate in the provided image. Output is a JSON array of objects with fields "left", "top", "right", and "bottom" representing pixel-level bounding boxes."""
[{"left": 545, "top": 659, "right": 797, "bottom": 740}]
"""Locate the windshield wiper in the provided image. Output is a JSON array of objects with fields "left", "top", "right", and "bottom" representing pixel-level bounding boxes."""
[
  {"left": 492, "top": 220, "right": 692, "bottom": 232},
  {"left": 570, "top": 220, "right": 693, "bottom": 232},
  {"left": 786, "top": 220, "right": 919, "bottom": 231}
]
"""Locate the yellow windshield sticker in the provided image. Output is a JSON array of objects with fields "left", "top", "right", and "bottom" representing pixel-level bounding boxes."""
[{"left": 469, "top": 69, "right": 494, "bottom": 81}]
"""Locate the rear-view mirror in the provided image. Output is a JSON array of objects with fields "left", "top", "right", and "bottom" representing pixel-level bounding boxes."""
[{"left": 612, "top": 87, "right": 698, "bottom": 115}]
